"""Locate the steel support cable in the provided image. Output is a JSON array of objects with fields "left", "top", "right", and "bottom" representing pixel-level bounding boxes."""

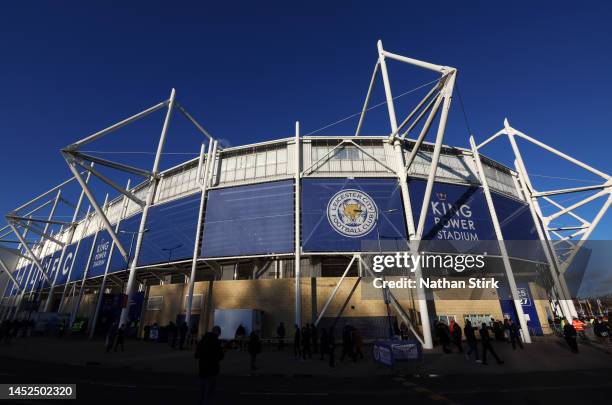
[
  {"left": 304, "top": 78, "right": 442, "bottom": 136},
  {"left": 455, "top": 79, "right": 472, "bottom": 137},
  {"left": 79, "top": 151, "right": 199, "bottom": 156}
]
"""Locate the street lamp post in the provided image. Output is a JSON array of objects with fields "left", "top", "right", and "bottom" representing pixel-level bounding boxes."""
[{"left": 162, "top": 244, "right": 183, "bottom": 264}]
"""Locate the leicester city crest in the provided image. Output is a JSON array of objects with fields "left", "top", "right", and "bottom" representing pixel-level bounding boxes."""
[{"left": 327, "top": 189, "right": 378, "bottom": 238}]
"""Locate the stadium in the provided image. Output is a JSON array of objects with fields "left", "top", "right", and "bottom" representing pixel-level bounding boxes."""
[{"left": 1, "top": 41, "right": 610, "bottom": 349}]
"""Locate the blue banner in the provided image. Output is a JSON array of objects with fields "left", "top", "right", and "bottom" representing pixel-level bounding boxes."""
[
  {"left": 408, "top": 179, "right": 544, "bottom": 261},
  {"left": 86, "top": 195, "right": 200, "bottom": 278},
  {"left": 301, "top": 178, "right": 407, "bottom": 252},
  {"left": 69, "top": 234, "right": 95, "bottom": 283},
  {"left": 498, "top": 281, "right": 543, "bottom": 335},
  {"left": 408, "top": 179, "right": 496, "bottom": 242},
  {"left": 11, "top": 194, "right": 201, "bottom": 293},
  {"left": 201, "top": 180, "right": 294, "bottom": 257},
  {"left": 491, "top": 191, "right": 545, "bottom": 262},
  {"left": 103, "top": 194, "right": 200, "bottom": 275},
  {"left": 88, "top": 230, "right": 114, "bottom": 278}
]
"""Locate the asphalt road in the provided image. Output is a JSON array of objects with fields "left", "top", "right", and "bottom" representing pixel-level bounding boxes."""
[{"left": 1, "top": 356, "right": 611, "bottom": 405}]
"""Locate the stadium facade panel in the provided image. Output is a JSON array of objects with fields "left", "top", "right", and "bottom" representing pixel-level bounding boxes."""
[{"left": 1, "top": 136, "right": 554, "bottom": 340}]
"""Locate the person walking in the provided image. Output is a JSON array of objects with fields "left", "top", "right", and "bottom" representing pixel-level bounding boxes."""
[
  {"left": 114, "top": 324, "right": 125, "bottom": 352},
  {"left": 464, "top": 319, "right": 480, "bottom": 363},
  {"left": 248, "top": 330, "right": 262, "bottom": 371},
  {"left": 450, "top": 319, "right": 463, "bottom": 353},
  {"left": 503, "top": 318, "right": 511, "bottom": 341},
  {"left": 492, "top": 318, "right": 505, "bottom": 341},
  {"left": 178, "top": 321, "right": 188, "bottom": 350},
  {"left": 563, "top": 318, "right": 579, "bottom": 353},
  {"left": 435, "top": 320, "right": 451, "bottom": 354},
  {"left": 276, "top": 322, "right": 285, "bottom": 351},
  {"left": 311, "top": 324, "right": 319, "bottom": 354},
  {"left": 480, "top": 323, "right": 504, "bottom": 365},
  {"left": 195, "top": 326, "right": 224, "bottom": 405},
  {"left": 319, "top": 328, "right": 328, "bottom": 360},
  {"left": 293, "top": 324, "right": 301, "bottom": 358},
  {"left": 593, "top": 317, "right": 610, "bottom": 350},
  {"left": 302, "top": 324, "right": 312, "bottom": 359},
  {"left": 328, "top": 327, "right": 336, "bottom": 367},
  {"left": 508, "top": 319, "right": 523, "bottom": 350},
  {"left": 353, "top": 328, "right": 364, "bottom": 360},
  {"left": 572, "top": 317, "right": 586, "bottom": 339},
  {"left": 235, "top": 324, "right": 246, "bottom": 351},
  {"left": 105, "top": 321, "right": 118, "bottom": 353},
  {"left": 340, "top": 325, "right": 354, "bottom": 361},
  {"left": 166, "top": 321, "right": 177, "bottom": 348}
]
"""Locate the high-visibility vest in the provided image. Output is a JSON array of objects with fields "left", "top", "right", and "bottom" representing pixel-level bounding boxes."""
[{"left": 572, "top": 319, "right": 584, "bottom": 331}]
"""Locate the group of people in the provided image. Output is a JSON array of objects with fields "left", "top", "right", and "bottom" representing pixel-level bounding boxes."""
[
  {"left": 142, "top": 321, "right": 197, "bottom": 349},
  {"left": 165, "top": 321, "right": 190, "bottom": 350},
  {"left": 104, "top": 321, "right": 126, "bottom": 352},
  {"left": 292, "top": 323, "right": 365, "bottom": 367},
  {"left": 561, "top": 316, "right": 611, "bottom": 353},
  {"left": 194, "top": 323, "right": 365, "bottom": 404},
  {"left": 0, "top": 319, "right": 33, "bottom": 343},
  {"left": 434, "top": 317, "right": 525, "bottom": 365},
  {"left": 292, "top": 323, "right": 318, "bottom": 359}
]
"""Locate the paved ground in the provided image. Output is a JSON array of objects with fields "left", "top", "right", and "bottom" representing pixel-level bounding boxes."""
[{"left": 0, "top": 335, "right": 611, "bottom": 404}]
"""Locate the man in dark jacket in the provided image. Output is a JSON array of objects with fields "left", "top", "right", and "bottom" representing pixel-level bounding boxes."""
[
  {"left": 248, "top": 330, "right": 262, "bottom": 371},
  {"left": 563, "top": 318, "right": 578, "bottom": 353},
  {"left": 464, "top": 319, "right": 480, "bottom": 362},
  {"left": 340, "top": 325, "right": 354, "bottom": 361},
  {"left": 480, "top": 323, "right": 504, "bottom": 365},
  {"left": 435, "top": 321, "right": 451, "bottom": 354},
  {"left": 114, "top": 324, "right": 125, "bottom": 352},
  {"left": 293, "top": 324, "right": 301, "bottom": 358},
  {"left": 178, "top": 321, "right": 188, "bottom": 350},
  {"left": 508, "top": 319, "right": 523, "bottom": 350},
  {"left": 195, "top": 326, "right": 224, "bottom": 404},
  {"left": 450, "top": 319, "right": 463, "bottom": 353},
  {"left": 302, "top": 324, "right": 312, "bottom": 359}
]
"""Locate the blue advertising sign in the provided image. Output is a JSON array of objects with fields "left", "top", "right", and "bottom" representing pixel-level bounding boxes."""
[
  {"left": 301, "top": 178, "right": 407, "bottom": 252},
  {"left": 491, "top": 191, "right": 545, "bottom": 262},
  {"left": 408, "top": 179, "right": 544, "bottom": 260},
  {"left": 201, "top": 180, "right": 294, "bottom": 257},
  {"left": 69, "top": 234, "right": 95, "bottom": 283},
  {"left": 498, "top": 281, "right": 543, "bottom": 335},
  {"left": 14, "top": 194, "right": 201, "bottom": 292},
  {"left": 4, "top": 265, "right": 27, "bottom": 297},
  {"left": 408, "top": 179, "right": 496, "bottom": 242},
  {"left": 53, "top": 242, "right": 78, "bottom": 286},
  {"left": 93, "top": 194, "right": 200, "bottom": 276},
  {"left": 130, "top": 194, "right": 199, "bottom": 268},
  {"left": 88, "top": 231, "right": 113, "bottom": 278}
]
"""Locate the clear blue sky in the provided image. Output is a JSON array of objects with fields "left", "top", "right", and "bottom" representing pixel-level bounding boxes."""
[{"left": 0, "top": 1, "right": 610, "bottom": 239}]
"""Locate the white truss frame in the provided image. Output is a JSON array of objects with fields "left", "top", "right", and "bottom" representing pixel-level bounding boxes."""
[
  {"left": 58, "top": 88, "right": 218, "bottom": 327},
  {"left": 475, "top": 119, "right": 611, "bottom": 320},
  {"left": 1, "top": 40, "right": 609, "bottom": 344},
  {"left": 352, "top": 40, "right": 458, "bottom": 348}
]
